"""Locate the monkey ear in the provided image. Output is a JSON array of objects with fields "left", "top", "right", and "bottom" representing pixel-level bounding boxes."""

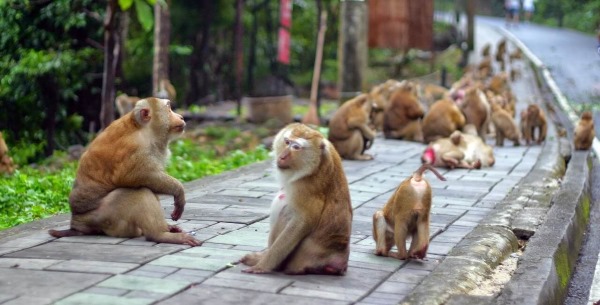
[{"left": 134, "top": 107, "right": 152, "bottom": 125}]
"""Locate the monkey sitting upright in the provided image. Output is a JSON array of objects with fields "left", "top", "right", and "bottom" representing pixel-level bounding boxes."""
[
  {"left": 421, "top": 98, "right": 466, "bottom": 143},
  {"left": 383, "top": 82, "right": 425, "bottom": 142},
  {"left": 49, "top": 97, "right": 201, "bottom": 246},
  {"left": 372, "top": 164, "right": 446, "bottom": 260},
  {"left": 521, "top": 104, "right": 547, "bottom": 145},
  {"left": 328, "top": 94, "right": 376, "bottom": 160},
  {"left": 115, "top": 93, "right": 140, "bottom": 117},
  {"left": 240, "top": 123, "right": 352, "bottom": 275},
  {"left": 574, "top": 111, "right": 596, "bottom": 150}
]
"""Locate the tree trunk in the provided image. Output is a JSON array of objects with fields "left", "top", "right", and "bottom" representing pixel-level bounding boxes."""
[
  {"left": 234, "top": 0, "right": 245, "bottom": 116},
  {"left": 153, "top": 0, "right": 171, "bottom": 95},
  {"left": 100, "top": 0, "right": 119, "bottom": 130},
  {"left": 39, "top": 75, "right": 59, "bottom": 156}
]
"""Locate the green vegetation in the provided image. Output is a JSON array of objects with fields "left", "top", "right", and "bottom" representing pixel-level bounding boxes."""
[{"left": 533, "top": 0, "right": 600, "bottom": 33}]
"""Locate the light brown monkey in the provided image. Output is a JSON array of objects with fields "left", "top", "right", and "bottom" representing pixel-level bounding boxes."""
[
  {"left": 328, "top": 94, "right": 376, "bottom": 160},
  {"left": 115, "top": 93, "right": 140, "bottom": 117},
  {"left": 48, "top": 97, "right": 201, "bottom": 246},
  {"left": 383, "top": 82, "right": 425, "bottom": 141},
  {"left": 372, "top": 164, "right": 446, "bottom": 260},
  {"left": 418, "top": 83, "right": 449, "bottom": 110},
  {"left": 156, "top": 78, "right": 177, "bottom": 103},
  {"left": 522, "top": 104, "right": 547, "bottom": 145},
  {"left": 421, "top": 131, "right": 482, "bottom": 169},
  {"left": 422, "top": 98, "right": 466, "bottom": 143},
  {"left": 240, "top": 123, "right": 352, "bottom": 275},
  {"left": 477, "top": 56, "right": 493, "bottom": 78},
  {"left": 0, "top": 131, "right": 15, "bottom": 174},
  {"left": 574, "top": 111, "right": 595, "bottom": 150},
  {"left": 460, "top": 87, "right": 491, "bottom": 140},
  {"left": 481, "top": 43, "right": 492, "bottom": 57},
  {"left": 495, "top": 39, "right": 507, "bottom": 63},
  {"left": 491, "top": 103, "right": 520, "bottom": 146},
  {"left": 487, "top": 72, "right": 509, "bottom": 95},
  {"left": 456, "top": 127, "right": 495, "bottom": 167}
]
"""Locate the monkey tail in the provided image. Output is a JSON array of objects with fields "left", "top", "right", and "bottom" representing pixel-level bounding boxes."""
[
  {"left": 48, "top": 228, "right": 84, "bottom": 238},
  {"left": 414, "top": 164, "right": 447, "bottom": 182}
]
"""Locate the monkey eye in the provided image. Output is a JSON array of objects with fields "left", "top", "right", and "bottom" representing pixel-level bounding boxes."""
[
  {"left": 284, "top": 138, "right": 291, "bottom": 146},
  {"left": 291, "top": 143, "right": 302, "bottom": 151}
]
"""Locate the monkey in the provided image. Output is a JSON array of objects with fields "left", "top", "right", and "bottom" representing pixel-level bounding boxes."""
[
  {"left": 456, "top": 127, "right": 495, "bottom": 167},
  {"left": 509, "top": 48, "right": 523, "bottom": 63},
  {"left": 495, "top": 39, "right": 507, "bottom": 63},
  {"left": 418, "top": 83, "right": 450, "bottom": 110},
  {"left": 421, "top": 131, "right": 482, "bottom": 170},
  {"left": 383, "top": 82, "right": 425, "bottom": 142},
  {"left": 522, "top": 104, "right": 547, "bottom": 145},
  {"left": 574, "top": 111, "right": 595, "bottom": 150},
  {"left": 328, "top": 94, "right": 376, "bottom": 160},
  {"left": 48, "top": 97, "right": 201, "bottom": 246},
  {"left": 487, "top": 72, "right": 509, "bottom": 95},
  {"left": 422, "top": 98, "right": 466, "bottom": 143},
  {"left": 481, "top": 43, "right": 492, "bottom": 57},
  {"left": 460, "top": 87, "right": 491, "bottom": 140},
  {"left": 240, "top": 123, "right": 352, "bottom": 275},
  {"left": 372, "top": 164, "right": 446, "bottom": 260},
  {"left": 0, "top": 131, "right": 15, "bottom": 174},
  {"left": 115, "top": 93, "right": 140, "bottom": 117},
  {"left": 156, "top": 78, "right": 177, "bottom": 103},
  {"left": 491, "top": 103, "right": 520, "bottom": 147},
  {"left": 477, "top": 56, "right": 494, "bottom": 78}
]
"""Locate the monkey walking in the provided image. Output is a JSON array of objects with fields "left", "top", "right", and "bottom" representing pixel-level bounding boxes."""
[
  {"left": 372, "top": 164, "right": 446, "bottom": 260},
  {"left": 240, "top": 123, "right": 353, "bottom": 275},
  {"left": 49, "top": 97, "right": 201, "bottom": 246}
]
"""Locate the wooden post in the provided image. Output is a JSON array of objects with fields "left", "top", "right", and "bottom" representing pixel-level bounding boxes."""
[
  {"left": 234, "top": 0, "right": 244, "bottom": 117},
  {"left": 302, "top": 11, "right": 327, "bottom": 126},
  {"left": 338, "top": 0, "right": 367, "bottom": 103},
  {"left": 466, "top": 0, "right": 475, "bottom": 51}
]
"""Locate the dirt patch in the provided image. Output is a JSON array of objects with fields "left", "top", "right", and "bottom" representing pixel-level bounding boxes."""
[{"left": 469, "top": 249, "right": 523, "bottom": 297}]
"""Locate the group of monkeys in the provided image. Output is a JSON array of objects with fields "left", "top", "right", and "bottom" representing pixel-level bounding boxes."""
[
  {"left": 46, "top": 39, "right": 595, "bottom": 276},
  {"left": 327, "top": 38, "right": 596, "bottom": 170},
  {"left": 47, "top": 98, "right": 439, "bottom": 275}
]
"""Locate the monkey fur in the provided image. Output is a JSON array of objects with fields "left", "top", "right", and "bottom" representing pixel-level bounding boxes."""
[
  {"left": 522, "top": 104, "right": 547, "bottom": 145},
  {"left": 48, "top": 97, "right": 201, "bottom": 246},
  {"left": 240, "top": 123, "right": 352, "bottom": 275},
  {"left": 328, "top": 94, "right": 377, "bottom": 160},
  {"left": 422, "top": 98, "right": 466, "bottom": 144},
  {"left": 574, "top": 111, "right": 595, "bottom": 150},
  {"left": 372, "top": 164, "right": 446, "bottom": 260}
]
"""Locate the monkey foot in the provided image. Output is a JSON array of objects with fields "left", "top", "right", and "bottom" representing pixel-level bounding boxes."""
[
  {"left": 388, "top": 251, "right": 408, "bottom": 260},
  {"left": 472, "top": 160, "right": 482, "bottom": 169},
  {"left": 168, "top": 225, "right": 182, "bottom": 233},
  {"left": 242, "top": 266, "right": 271, "bottom": 274},
  {"left": 183, "top": 235, "right": 203, "bottom": 247}
]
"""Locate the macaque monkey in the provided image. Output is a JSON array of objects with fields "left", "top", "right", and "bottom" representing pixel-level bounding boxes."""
[
  {"left": 156, "top": 78, "right": 177, "bottom": 103},
  {"left": 0, "top": 131, "right": 15, "bottom": 174},
  {"left": 481, "top": 43, "right": 492, "bottom": 57},
  {"left": 48, "top": 98, "right": 201, "bottom": 246},
  {"left": 522, "top": 104, "right": 547, "bottom": 145},
  {"left": 115, "top": 93, "right": 140, "bottom": 117},
  {"left": 574, "top": 111, "right": 595, "bottom": 150},
  {"left": 240, "top": 123, "right": 352, "bottom": 275},
  {"left": 421, "top": 131, "right": 481, "bottom": 169},
  {"left": 460, "top": 87, "right": 491, "bottom": 139},
  {"left": 487, "top": 72, "right": 509, "bottom": 95},
  {"left": 509, "top": 48, "right": 523, "bottom": 62},
  {"left": 372, "top": 164, "right": 446, "bottom": 260},
  {"left": 328, "top": 94, "right": 376, "bottom": 160},
  {"left": 477, "top": 57, "right": 493, "bottom": 78},
  {"left": 383, "top": 83, "right": 425, "bottom": 141},
  {"left": 419, "top": 83, "right": 449, "bottom": 109},
  {"left": 422, "top": 98, "right": 466, "bottom": 143},
  {"left": 456, "top": 127, "right": 495, "bottom": 167},
  {"left": 491, "top": 104, "right": 520, "bottom": 147},
  {"left": 495, "top": 39, "right": 507, "bottom": 63}
]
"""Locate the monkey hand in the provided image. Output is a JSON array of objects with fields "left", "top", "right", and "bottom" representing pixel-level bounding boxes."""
[
  {"left": 171, "top": 194, "right": 186, "bottom": 221},
  {"left": 239, "top": 252, "right": 263, "bottom": 267}
]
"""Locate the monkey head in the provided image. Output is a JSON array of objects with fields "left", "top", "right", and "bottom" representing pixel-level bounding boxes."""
[
  {"left": 272, "top": 123, "right": 328, "bottom": 184},
  {"left": 133, "top": 98, "right": 186, "bottom": 141},
  {"left": 582, "top": 111, "right": 593, "bottom": 121}
]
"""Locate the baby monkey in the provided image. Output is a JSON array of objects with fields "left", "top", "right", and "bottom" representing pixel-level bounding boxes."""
[{"left": 372, "top": 164, "right": 446, "bottom": 260}]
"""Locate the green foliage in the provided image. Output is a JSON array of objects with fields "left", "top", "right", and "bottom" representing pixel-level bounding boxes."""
[
  {"left": 167, "top": 139, "right": 269, "bottom": 182},
  {"left": 0, "top": 164, "right": 76, "bottom": 230},
  {"left": 533, "top": 0, "right": 600, "bottom": 33},
  {"left": 0, "top": 0, "right": 104, "bottom": 158}
]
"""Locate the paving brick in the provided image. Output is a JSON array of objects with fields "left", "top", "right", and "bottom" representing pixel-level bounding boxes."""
[
  {"left": 0, "top": 258, "right": 61, "bottom": 270},
  {"left": 84, "top": 286, "right": 128, "bottom": 296},
  {"left": 0, "top": 269, "right": 108, "bottom": 302},
  {"left": 163, "top": 268, "right": 214, "bottom": 283},
  {"left": 184, "top": 208, "right": 267, "bottom": 224},
  {"left": 281, "top": 285, "right": 360, "bottom": 302},
  {"left": 374, "top": 281, "right": 415, "bottom": 294},
  {"left": 55, "top": 293, "right": 152, "bottom": 305},
  {"left": 47, "top": 260, "right": 139, "bottom": 274},
  {"left": 208, "top": 229, "right": 268, "bottom": 247},
  {"left": 2, "top": 296, "right": 54, "bottom": 305},
  {"left": 149, "top": 254, "right": 236, "bottom": 272},
  {"left": 4, "top": 242, "right": 182, "bottom": 264},
  {"left": 97, "top": 274, "right": 190, "bottom": 294}
]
